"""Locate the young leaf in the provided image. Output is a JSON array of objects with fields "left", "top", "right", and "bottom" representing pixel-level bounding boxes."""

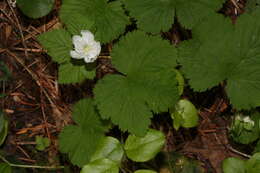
[
  {"left": 90, "top": 136, "right": 124, "bottom": 164},
  {"left": 17, "top": 0, "right": 54, "bottom": 19},
  {"left": 59, "top": 99, "right": 106, "bottom": 167},
  {"left": 37, "top": 29, "right": 72, "bottom": 63},
  {"left": 58, "top": 62, "right": 95, "bottom": 84},
  {"left": 124, "top": 0, "right": 224, "bottom": 33},
  {"left": 35, "top": 136, "right": 50, "bottom": 151},
  {"left": 222, "top": 157, "right": 246, "bottom": 173},
  {"left": 60, "top": 0, "right": 129, "bottom": 43},
  {"left": 0, "top": 163, "right": 11, "bottom": 173},
  {"left": 171, "top": 99, "right": 199, "bottom": 130},
  {"left": 245, "top": 153, "right": 260, "bottom": 173},
  {"left": 230, "top": 112, "right": 260, "bottom": 144},
  {"left": 179, "top": 13, "right": 260, "bottom": 109},
  {"left": 81, "top": 158, "right": 119, "bottom": 173},
  {"left": 94, "top": 31, "right": 179, "bottom": 136},
  {"left": 124, "top": 129, "right": 165, "bottom": 162}
]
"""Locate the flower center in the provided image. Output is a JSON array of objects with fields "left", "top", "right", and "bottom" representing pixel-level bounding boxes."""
[{"left": 83, "top": 45, "right": 92, "bottom": 53}]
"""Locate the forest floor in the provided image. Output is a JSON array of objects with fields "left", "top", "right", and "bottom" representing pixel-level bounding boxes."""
[{"left": 0, "top": 0, "right": 253, "bottom": 173}]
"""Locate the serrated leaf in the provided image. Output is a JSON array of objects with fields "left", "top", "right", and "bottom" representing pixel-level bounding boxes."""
[
  {"left": 17, "top": 0, "right": 54, "bottom": 19},
  {"left": 179, "top": 13, "right": 260, "bottom": 109},
  {"left": 124, "top": 129, "right": 165, "bottom": 162},
  {"left": 0, "top": 163, "right": 11, "bottom": 173},
  {"left": 175, "top": 70, "right": 184, "bottom": 95},
  {"left": 222, "top": 157, "right": 246, "bottom": 173},
  {"left": 81, "top": 158, "right": 119, "bottom": 173},
  {"left": 38, "top": 29, "right": 72, "bottom": 63},
  {"left": 59, "top": 99, "right": 106, "bottom": 167},
  {"left": 60, "top": 0, "right": 129, "bottom": 43},
  {"left": 90, "top": 136, "right": 124, "bottom": 164},
  {"left": 124, "top": 0, "right": 224, "bottom": 33},
  {"left": 58, "top": 62, "right": 95, "bottom": 84},
  {"left": 94, "top": 31, "right": 179, "bottom": 136}
]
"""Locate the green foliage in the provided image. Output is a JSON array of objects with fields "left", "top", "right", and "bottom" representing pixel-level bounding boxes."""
[
  {"left": 222, "top": 157, "right": 246, "bottom": 173},
  {"left": 175, "top": 70, "right": 184, "bottom": 95},
  {"left": 60, "top": 0, "right": 129, "bottom": 43},
  {"left": 223, "top": 153, "right": 260, "bottom": 173},
  {"left": 179, "top": 13, "right": 260, "bottom": 109},
  {"left": 0, "top": 163, "right": 11, "bottom": 173},
  {"left": 38, "top": 29, "right": 72, "bottom": 64},
  {"left": 94, "top": 31, "right": 179, "bottom": 135},
  {"left": 170, "top": 99, "right": 199, "bottom": 130},
  {"left": 35, "top": 136, "right": 50, "bottom": 151},
  {"left": 124, "top": 129, "right": 165, "bottom": 162},
  {"left": 0, "top": 111, "right": 8, "bottom": 146},
  {"left": 38, "top": 29, "right": 96, "bottom": 83},
  {"left": 230, "top": 113, "right": 260, "bottom": 144},
  {"left": 90, "top": 137, "right": 124, "bottom": 164},
  {"left": 254, "top": 140, "right": 260, "bottom": 154},
  {"left": 124, "top": 0, "right": 224, "bottom": 33},
  {"left": 59, "top": 99, "right": 107, "bottom": 167},
  {"left": 134, "top": 170, "right": 157, "bottom": 173},
  {"left": 81, "top": 158, "right": 119, "bottom": 173},
  {"left": 17, "top": 0, "right": 54, "bottom": 19},
  {"left": 58, "top": 62, "right": 96, "bottom": 84}
]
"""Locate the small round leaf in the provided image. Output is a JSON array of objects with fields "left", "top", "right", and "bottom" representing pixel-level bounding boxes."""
[
  {"left": 124, "top": 129, "right": 165, "bottom": 162},
  {"left": 17, "top": 0, "right": 54, "bottom": 19},
  {"left": 171, "top": 99, "right": 199, "bottom": 130},
  {"left": 81, "top": 158, "right": 119, "bottom": 173},
  {"left": 222, "top": 157, "right": 246, "bottom": 173},
  {"left": 90, "top": 137, "right": 124, "bottom": 164},
  {"left": 246, "top": 153, "right": 260, "bottom": 173}
]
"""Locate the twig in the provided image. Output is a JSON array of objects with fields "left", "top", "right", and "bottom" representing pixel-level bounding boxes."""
[{"left": 227, "top": 145, "right": 251, "bottom": 159}]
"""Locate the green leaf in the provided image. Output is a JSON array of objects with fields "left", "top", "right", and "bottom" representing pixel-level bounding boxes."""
[
  {"left": 222, "top": 157, "right": 246, "bottom": 173},
  {"left": 124, "top": 129, "right": 165, "bottom": 162},
  {"left": 17, "top": 0, "right": 54, "bottom": 19},
  {"left": 175, "top": 70, "right": 185, "bottom": 95},
  {"left": 94, "top": 31, "right": 179, "bottom": 136},
  {"left": 35, "top": 136, "right": 50, "bottom": 151},
  {"left": 134, "top": 170, "right": 157, "bottom": 173},
  {"left": 60, "top": 0, "right": 129, "bottom": 43},
  {"left": 230, "top": 112, "right": 260, "bottom": 144},
  {"left": 37, "top": 29, "right": 72, "bottom": 63},
  {"left": 245, "top": 153, "right": 260, "bottom": 173},
  {"left": 0, "top": 111, "right": 8, "bottom": 146},
  {"left": 171, "top": 99, "right": 199, "bottom": 130},
  {"left": 58, "top": 62, "right": 95, "bottom": 84},
  {"left": 124, "top": 0, "right": 224, "bottom": 33},
  {"left": 59, "top": 99, "right": 106, "bottom": 167},
  {"left": 0, "top": 163, "right": 11, "bottom": 173},
  {"left": 81, "top": 158, "right": 119, "bottom": 173},
  {"left": 179, "top": 13, "right": 260, "bottom": 109},
  {"left": 90, "top": 137, "right": 124, "bottom": 164},
  {"left": 253, "top": 140, "right": 260, "bottom": 154}
]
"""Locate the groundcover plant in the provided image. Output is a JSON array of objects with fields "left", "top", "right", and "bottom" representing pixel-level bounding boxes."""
[{"left": 1, "top": 0, "right": 260, "bottom": 172}]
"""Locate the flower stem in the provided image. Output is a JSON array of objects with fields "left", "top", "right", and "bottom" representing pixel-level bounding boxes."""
[{"left": 0, "top": 154, "right": 64, "bottom": 169}]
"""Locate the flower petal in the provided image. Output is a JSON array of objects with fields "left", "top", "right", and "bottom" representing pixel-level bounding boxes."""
[
  {"left": 81, "top": 30, "right": 95, "bottom": 43},
  {"left": 70, "top": 50, "right": 83, "bottom": 59}
]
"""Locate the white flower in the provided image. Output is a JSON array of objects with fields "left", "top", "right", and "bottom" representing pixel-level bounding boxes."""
[
  {"left": 70, "top": 30, "right": 101, "bottom": 63},
  {"left": 243, "top": 116, "right": 255, "bottom": 126}
]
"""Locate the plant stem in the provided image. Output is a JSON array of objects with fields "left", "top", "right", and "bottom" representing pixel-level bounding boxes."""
[{"left": 0, "top": 154, "right": 64, "bottom": 169}]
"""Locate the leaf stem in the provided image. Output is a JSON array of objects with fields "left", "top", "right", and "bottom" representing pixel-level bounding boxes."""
[{"left": 0, "top": 154, "right": 64, "bottom": 170}]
